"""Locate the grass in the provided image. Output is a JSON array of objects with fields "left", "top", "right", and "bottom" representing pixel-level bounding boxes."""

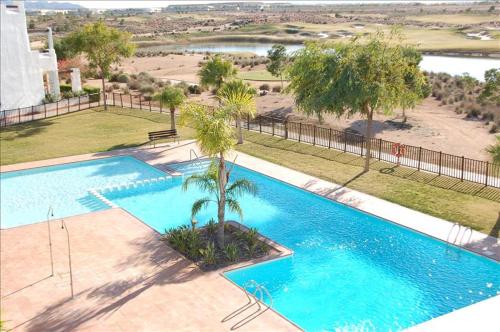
[
  {"left": 0, "top": 107, "right": 195, "bottom": 165},
  {"left": 237, "top": 70, "right": 282, "bottom": 81},
  {"left": 236, "top": 131, "right": 500, "bottom": 235}
]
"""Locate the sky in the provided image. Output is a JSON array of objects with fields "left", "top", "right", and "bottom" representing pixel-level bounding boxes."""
[{"left": 61, "top": 0, "right": 476, "bottom": 9}]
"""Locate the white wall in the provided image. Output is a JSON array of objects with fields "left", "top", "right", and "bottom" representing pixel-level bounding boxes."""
[{"left": 0, "top": 1, "right": 59, "bottom": 111}]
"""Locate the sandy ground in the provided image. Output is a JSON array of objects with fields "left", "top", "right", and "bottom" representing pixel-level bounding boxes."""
[{"left": 89, "top": 55, "right": 496, "bottom": 161}]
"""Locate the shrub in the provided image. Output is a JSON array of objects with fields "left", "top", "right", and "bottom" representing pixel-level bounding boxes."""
[
  {"left": 188, "top": 84, "right": 202, "bottom": 94},
  {"left": 83, "top": 86, "right": 101, "bottom": 102},
  {"left": 122, "top": 86, "right": 130, "bottom": 94},
  {"left": 112, "top": 82, "right": 120, "bottom": 90},
  {"left": 272, "top": 85, "right": 282, "bottom": 93},
  {"left": 224, "top": 243, "right": 239, "bottom": 262},
  {"left": 105, "top": 85, "right": 114, "bottom": 93},
  {"left": 259, "top": 83, "right": 270, "bottom": 91},
  {"left": 199, "top": 242, "right": 216, "bottom": 265},
  {"left": 116, "top": 73, "right": 129, "bottom": 83},
  {"left": 128, "top": 79, "right": 140, "bottom": 90},
  {"left": 60, "top": 84, "right": 72, "bottom": 93},
  {"left": 175, "top": 81, "right": 190, "bottom": 96}
]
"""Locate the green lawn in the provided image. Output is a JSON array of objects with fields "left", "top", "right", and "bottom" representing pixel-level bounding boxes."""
[
  {"left": 0, "top": 107, "right": 195, "bottom": 165},
  {"left": 1, "top": 107, "right": 498, "bottom": 235},
  {"left": 237, "top": 70, "right": 282, "bottom": 81},
  {"left": 236, "top": 131, "right": 500, "bottom": 235}
]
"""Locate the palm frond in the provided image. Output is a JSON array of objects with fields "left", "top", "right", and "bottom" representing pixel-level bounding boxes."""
[
  {"left": 191, "top": 197, "right": 213, "bottom": 218},
  {"left": 227, "top": 179, "right": 258, "bottom": 198},
  {"left": 182, "top": 173, "right": 218, "bottom": 195},
  {"left": 226, "top": 198, "right": 244, "bottom": 221}
]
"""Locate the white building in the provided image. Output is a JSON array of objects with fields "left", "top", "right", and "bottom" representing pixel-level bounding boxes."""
[{"left": 1, "top": 1, "right": 60, "bottom": 111}]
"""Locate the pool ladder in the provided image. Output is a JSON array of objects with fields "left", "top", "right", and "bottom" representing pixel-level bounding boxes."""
[
  {"left": 446, "top": 223, "right": 473, "bottom": 246},
  {"left": 189, "top": 149, "right": 205, "bottom": 168},
  {"left": 242, "top": 280, "right": 273, "bottom": 309}
]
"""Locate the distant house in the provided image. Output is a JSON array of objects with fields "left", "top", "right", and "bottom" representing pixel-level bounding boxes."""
[{"left": 0, "top": 1, "right": 60, "bottom": 111}]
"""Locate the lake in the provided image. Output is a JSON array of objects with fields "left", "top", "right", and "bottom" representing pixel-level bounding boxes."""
[{"left": 142, "top": 42, "right": 500, "bottom": 80}]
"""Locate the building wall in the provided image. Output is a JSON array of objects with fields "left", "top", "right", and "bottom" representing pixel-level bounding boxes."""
[{"left": 0, "top": 1, "right": 58, "bottom": 111}]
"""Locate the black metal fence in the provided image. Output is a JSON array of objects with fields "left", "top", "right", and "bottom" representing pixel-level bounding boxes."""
[
  {"left": 0, "top": 93, "right": 101, "bottom": 127},
  {"left": 2, "top": 91, "right": 498, "bottom": 188}
]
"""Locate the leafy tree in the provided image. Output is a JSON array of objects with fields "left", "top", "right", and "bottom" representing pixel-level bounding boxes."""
[
  {"left": 198, "top": 55, "right": 237, "bottom": 92},
  {"left": 217, "top": 80, "right": 257, "bottom": 144},
  {"left": 287, "top": 31, "right": 427, "bottom": 172},
  {"left": 154, "top": 86, "right": 186, "bottom": 130},
  {"left": 48, "top": 37, "right": 77, "bottom": 60},
  {"left": 66, "top": 21, "right": 135, "bottom": 110},
  {"left": 487, "top": 136, "right": 500, "bottom": 163},
  {"left": 479, "top": 68, "right": 499, "bottom": 106},
  {"left": 400, "top": 48, "right": 431, "bottom": 123},
  {"left": 266, "top": 44, "right": 288, "bottom": 88},
  {"left": 461, "top": 73, "right": 478, "bottom": 96},
  {"left": 182, "top": 162, "right": 257, "bottom": 248},
  {"left": 179, "top": 103, "right": 236, "bottom": 248}
]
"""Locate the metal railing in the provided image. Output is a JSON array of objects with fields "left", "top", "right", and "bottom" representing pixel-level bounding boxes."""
[{"left": 0, "top": 93, "right": 101, "bottom": 127}]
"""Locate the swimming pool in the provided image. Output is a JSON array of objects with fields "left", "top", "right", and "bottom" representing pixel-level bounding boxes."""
[
  {"left": 2, "top": 156, "right": 498, "bottom": 330},
  {"left": 0, "top": 156, "right": 165, "bottom": 228},
  {"left": 102, "top": 159, "right": 499, "bottom": 331}
]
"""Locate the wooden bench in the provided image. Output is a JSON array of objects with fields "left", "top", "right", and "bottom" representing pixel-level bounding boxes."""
[{"left": 148, "top": 129, "right": 179, "bottom": 147}]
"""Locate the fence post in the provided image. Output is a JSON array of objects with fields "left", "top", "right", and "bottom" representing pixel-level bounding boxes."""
[
  {"left": 112, "top": 93, "right": 115, "bottom": 106},
  {"left": 78, "top": 96, "right": 81, "bottom": 111},
  {"left": 460, "top": 156, "right": 465, "bottom": 181},
  {"left": 378, "top": 138, "right": 382, "bottom": 160},
  {"left": 32, "top": 106, "right": 34, "bottom": 121},
  {"left": 284, "top": 121, "right": 288, "bottom": 139},
  {"left": 159, "top": 100, "right": 162, "bottom": 113},
  {"left": 343, "top": 131, "right": 347, "bottom": 152},
  {"left": 18, "top": 108, "right": 21, "bottom": 123},
  {"left": 298, "top": 123, "right": 302, "bottom": 142},
  {"left": 149, "top": 98, "right": 152, "bottom": 112},
  {"left": 259, "top": 117, "right": 262, "bottom": 133},
  {"left": 120, "top": 93, "right": 123, "bottom": 108},
  {"left": 139, "top": 95, "right": 142, "bottom": 110},
  {"left": 44, "top": 103, "right": 47, "bottom": 118},
  {"left": 130, "top": 94, "right": 133, "bottom": 108},
  {"left": 328, "top": 128, "right": 332, "bottom": 149},
  {"left": 313, "top": 126, "right": 316, "bottom": 146},
  {"left": 417, "top": 147, "right": 422, "bottom": 171},
  {"left": 88, "top": 94, "right": 91, "bottom": 109},
  {"left": 67, "top": 98, "right": 70, "bottom": 113},
  {"left": 360, "top": 136, "right": 364, "bottom": 156},
  {"left": 485, "top": 162, "right": 489, "bottom": 186},
  {"left": 272, "top": 119, "right": 275, "bottom": 136},
  {"left": 438, "top": 151, "right": 442, "bottom": 176}
]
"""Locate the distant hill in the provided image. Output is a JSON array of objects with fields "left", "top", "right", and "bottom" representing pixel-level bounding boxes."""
[{"left": 22, "top": 0, "right": 84, "bottom": 10}]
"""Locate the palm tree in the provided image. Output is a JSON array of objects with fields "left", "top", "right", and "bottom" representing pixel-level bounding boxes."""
[
  {"left": 198, "top": 55, "right": 237, "bottom": 92},
  {"left": 179, "top": 103, "right": 237, "bottom": 248},
  {"left": 217, "top": 80, "right": 257, "bottom": 144},
  {"left": 154, "top": 86, "right": 186, "bottom": 130},
  {"left": 183, "top": 162, "right": 257, "bottom": 248}
]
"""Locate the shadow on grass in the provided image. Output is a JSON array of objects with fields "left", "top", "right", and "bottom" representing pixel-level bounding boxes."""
[
  {"left": 0, "top": 120, "right": 55, "bottom": 140},
  {"left": 244, "top": 133, "right": 500, "bottom": 203}
]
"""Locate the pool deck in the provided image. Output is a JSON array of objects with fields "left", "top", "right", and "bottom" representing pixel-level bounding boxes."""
[
  {"left": 1, "top": 140, "right": 499, "bottom": 331},
  {"left": 0, "top": 209, "right": 298, "bottom": 331}
]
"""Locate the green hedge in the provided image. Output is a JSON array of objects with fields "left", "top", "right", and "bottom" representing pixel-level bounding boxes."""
[
  {"left": 60, "top": 84, "right": 72, "bottom": 93},
  {"left": 83, "top": 86, "right": 101, "bottom": 102}
]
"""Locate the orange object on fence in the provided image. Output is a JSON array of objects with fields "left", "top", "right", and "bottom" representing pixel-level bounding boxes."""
[{"left": 391, "top": 143, "right": 406, "bottom": 158}]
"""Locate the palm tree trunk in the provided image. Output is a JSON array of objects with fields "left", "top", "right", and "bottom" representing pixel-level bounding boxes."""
[
  {"left": 363, "top": 105, "right": 373, "bottom": 173},
  {"left": 217, "top": 153, "right": 226, "bottom": 249},
  {"left": 170, "top": 107, "right": 176, "bottom": 130},
  {"left": 237, "top": 116, "right": 243, "bottom": 144},
  {"left": 101, "top": 72, "right": 107, "bottom": 111}
]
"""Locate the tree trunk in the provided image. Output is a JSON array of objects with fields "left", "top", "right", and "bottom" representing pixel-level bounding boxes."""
[
  {"left": 216, "top": 153, "right": 226, "bottom": 249},
  {"left": 363, "top": 105, "right": 373, "bottom": 173},
  {"left": 237, "top": 116, "right": 243, "bottom": 144},
  {"left": 101, "top": 73, "right": 107, "bottom": 111},
  {"left": 402, "top": 108, "right": 407, "bottom": 124},
  {"left": 170, "top": 107, "right": 176, "bottom": 130},
  {"left": 280, "top": 73, "right": 283, "bottom": 90}
]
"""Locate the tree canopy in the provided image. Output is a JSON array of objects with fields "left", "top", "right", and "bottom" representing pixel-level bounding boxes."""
[
  {"left": 66, "top": 21, "right": 135, "bottom": 109},
  {"left": 266, "top": 44, "right": 288, "bottom": 88},
  {"left": 198, "top": 55, "right": 237, "bottom": 91},
  {"left": 287, "top": 31, "right": 428, "bottom": 171},
  {"left": 479, "top": 68, "right": 499, "bottom": 106},
  {"left": 154, "top": 86, "right": 186, "bottom": 129}
]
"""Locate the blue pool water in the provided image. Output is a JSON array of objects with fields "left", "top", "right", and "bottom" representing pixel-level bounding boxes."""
[
  {"left": 2, "top": 157, "right": 498, "bottom": 330},
  {"left": 102, "top": 159, "right": 500, "bottom": 331},
  {"left": 0, "top": 156, "right": 165, "bottom": 228}
]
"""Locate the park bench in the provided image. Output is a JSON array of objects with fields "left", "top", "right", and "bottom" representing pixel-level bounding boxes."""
[{"left": 148, "top": 129, "right": 179, "bottom": 147}]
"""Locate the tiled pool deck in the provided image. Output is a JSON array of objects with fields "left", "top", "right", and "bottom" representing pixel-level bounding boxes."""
[{"left": 1, "top": 140, "right": 499, "bottom": 331}]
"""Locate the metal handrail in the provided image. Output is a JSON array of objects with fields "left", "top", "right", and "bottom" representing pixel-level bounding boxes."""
[
  {"left": 190, "top": 149, "right": 200, "bottom": 161},
  {"left": 459, "top": 227, "right": 473, "bottom": 246},
  {"left": 446, "top": 223, "right": 461, "bottom": 244},
  {"left": 46, "top": 206, "right": 55, "bottom": 277},
  {"left": 242, "top": 280, "right": 273, "bottom": 309}
]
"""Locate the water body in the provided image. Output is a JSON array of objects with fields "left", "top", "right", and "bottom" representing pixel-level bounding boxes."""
[{"left": 145, "top": 42, "right": 500, "bottom": 80}]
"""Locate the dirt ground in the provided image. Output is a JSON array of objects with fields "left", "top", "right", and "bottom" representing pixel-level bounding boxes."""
[{"left": 94, "top": 55, "right": 496, "bottom": 161}]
